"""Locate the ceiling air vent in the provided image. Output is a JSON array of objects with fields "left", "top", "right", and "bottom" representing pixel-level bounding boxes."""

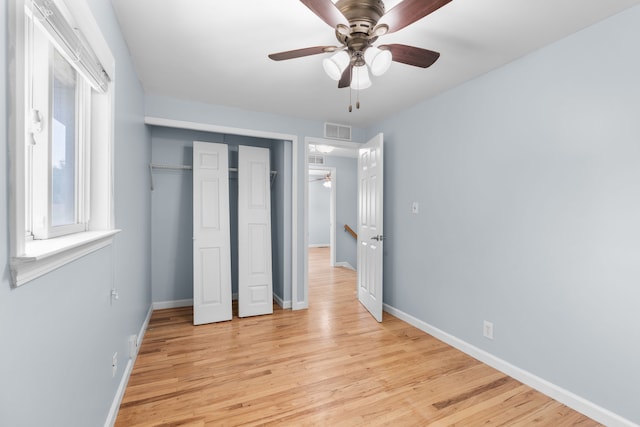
[
  {"left": 308, "top": 154, "right": 325, "bottom": 165},
  {"left": 324, "top": 122, "right": 351, "bottom": 141}
]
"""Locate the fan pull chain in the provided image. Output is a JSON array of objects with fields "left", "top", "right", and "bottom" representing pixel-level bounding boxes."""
[
  {"left": 348, "top": 85, "right": 352, "bottom": 112},
  {"left": 348, "top": 65, "right": 353, "bottom": 112},
  {"left": 348, "top": 65, "right": 364, "bottom": 112}
]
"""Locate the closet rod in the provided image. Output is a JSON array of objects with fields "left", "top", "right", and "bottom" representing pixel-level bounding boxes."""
[{"left": 149, "top": 163, "right": 278, "bottom": 191}]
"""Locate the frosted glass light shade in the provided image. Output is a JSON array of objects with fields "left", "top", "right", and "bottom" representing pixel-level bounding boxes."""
[
  {"left": 315, "top": 144, "right": 334, "bottom": 154},
  {"left": 350, "top": 65, "right": 372, "bottom": 90},
  {"left": 322, "top": 51, "right": 350, "bottom": 81},
  {"left": 364, "top": 46, "right": 392, "bottom": 76}
]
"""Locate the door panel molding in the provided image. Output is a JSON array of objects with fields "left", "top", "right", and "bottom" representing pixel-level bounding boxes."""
[{"left": 193, "top": 141, "right": 233, "bottom": 325}]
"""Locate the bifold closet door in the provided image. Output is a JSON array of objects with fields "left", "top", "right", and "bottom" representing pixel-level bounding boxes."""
[
  {"left": 193, "top": 141, "right": 232, "bottom": 325},
  {"left": 238, "top": 146, "right": 273, "bottom": 317}
]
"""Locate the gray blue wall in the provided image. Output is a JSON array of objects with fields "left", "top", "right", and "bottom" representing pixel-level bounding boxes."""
[
  {"left": 324, "top": 156, "right": 358, "bottom": 268},
  {"left": 368, "top": 5, "right": 640, "bottom": 423},
  {"left": 2, "top": 0, "right": 639, "bottom": 425},
  {"left": 308, "top": 177, "right": 331, "bottom": 246},
  {"left": 0, "top": 0, "right": 151, "bottom": 426},
  {"left": 270, "top": 137, "right": 292, "bottom": 302}
]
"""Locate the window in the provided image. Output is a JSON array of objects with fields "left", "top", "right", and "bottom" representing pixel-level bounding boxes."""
[
  {"left": 28, "top": 21, "right": 90, "bottom": 239},
  {"left": 9, "top": 0, "right": 118, "bottom": 287}
]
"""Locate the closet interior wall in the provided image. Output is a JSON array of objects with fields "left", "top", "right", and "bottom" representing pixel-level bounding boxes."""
[{"left": 149, "top": 126, "right": 290, "bottom": 307}]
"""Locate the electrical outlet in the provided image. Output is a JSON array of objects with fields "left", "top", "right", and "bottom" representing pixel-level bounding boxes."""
[
  {"left": 483, "top": 321, "right": 494, "bottom": 340},
  {"left": 412, "top": 202, "right": 419, "bottom": 215},
  {"left": 112, "top": 352, "right": 118, "bottom": 377}
]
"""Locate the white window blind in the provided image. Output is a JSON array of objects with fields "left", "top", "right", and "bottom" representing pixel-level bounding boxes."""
[{"left": 30, "top": 0, "right": 110, "bottom": 92}]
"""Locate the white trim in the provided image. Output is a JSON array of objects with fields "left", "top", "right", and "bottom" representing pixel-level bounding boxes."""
[
  {"left": 11, "top": 230, "right": 120, "bottom": 286},
  {"left": 273, "top": 293, "right": 292, "bottom": 309},
  {"left": 308, "top": 243, "right": 330, "bottom": 248},
  {"left": 300, "top": 140, "right": 310, "bottom": 311},
  {"left": 329, "top": 168, "right": 336, "bottom": 268},
  {"left": 152, "top": 299, "right": 194, "bottom": 310},
  {"left": 9, "top": 0, "right": 29, "bottom": 259},
  {"left": 335, "top": 261, "right": 356, "bottom": 271},
  {"left": 307, "top": 136, "right": 360, "bottom": 158},
  {"left": 104, "top": 305, "right": 152, "bottom": 427},
  {"left": 145, "top": 116, "right": 302, "bottom": 311},
  {"left": 292, "top": 131, "right": 304, "bottom": 310},
  {"left": 9, "top": 0, "right": 116, "bottom": 288},
  {"left": 152, "top": 294, "right": 292, "bottom": 311},
  {"left": 104, "top": 358, "right": 133, "bottom": 427},
  {"left": 383, "top": 304, "right": 638, "bottom": 427},
  {"left": 136, "top": 306, "right": 153, "bottom": 350},
  {"left": 144, "top": 117, "right": 293, "bottom": 141}
]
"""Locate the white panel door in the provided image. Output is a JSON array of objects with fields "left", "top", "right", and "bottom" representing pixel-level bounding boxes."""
[
  {"left": 193, "top": 141, "right": 232, "bottom": 325},
  {"left": 357, "top": 133, "right": 384, "bottom": 322},
  {"left": 238, "top": 146, "right": 273, "bottom": 317}
]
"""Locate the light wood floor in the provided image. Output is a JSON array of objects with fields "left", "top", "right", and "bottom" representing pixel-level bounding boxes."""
[{"left": 115, "top": 247, "right": 599, "bottom": 426}]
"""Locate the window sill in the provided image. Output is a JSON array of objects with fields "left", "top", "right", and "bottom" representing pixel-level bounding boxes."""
[{"left": 11, "top": 229, "right": 121, "bottom": 287}]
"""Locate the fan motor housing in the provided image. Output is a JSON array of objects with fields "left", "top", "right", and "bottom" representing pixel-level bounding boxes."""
[
  {"left": 335, "top": 0, "right": 385, "bottom": 57},
  {"left": 336, "top": 0, "right": 385, "bottom": 35}
]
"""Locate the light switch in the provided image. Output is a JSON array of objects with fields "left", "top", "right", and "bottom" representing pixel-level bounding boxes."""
[{"left": 412, "top": 202, "right": 419, "bottom": 214}]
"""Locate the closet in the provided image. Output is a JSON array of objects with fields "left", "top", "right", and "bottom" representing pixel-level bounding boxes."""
[{"left": 149, "top": 127, "right": 291, "bottom": 323}]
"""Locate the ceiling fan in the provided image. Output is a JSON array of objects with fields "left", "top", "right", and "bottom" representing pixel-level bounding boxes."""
[
  {"left": 309, "top": 172, "right": 333, "bottom": 188},
  {"left": 268, "top": 0, "right": 452, "bottom": 109}
]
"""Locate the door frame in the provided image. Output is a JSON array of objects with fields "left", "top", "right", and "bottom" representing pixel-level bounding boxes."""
[
  {"left": 145, "top": 117, "right": 302, "bottom": 309},
  {"left": 303, "top": 136, "right": 363, "bottom": 305}
]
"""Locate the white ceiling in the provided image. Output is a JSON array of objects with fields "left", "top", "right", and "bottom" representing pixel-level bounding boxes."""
[{"left": 110, "top": 0, "right": 640, "bottom": 128}]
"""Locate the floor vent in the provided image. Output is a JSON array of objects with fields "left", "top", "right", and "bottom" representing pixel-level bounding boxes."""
[
  {"left": 308, "top": 154, "right": 325, "bottom": 165},
  {"left": 324, "top": 122, "right": 352, "bottom": 141}
]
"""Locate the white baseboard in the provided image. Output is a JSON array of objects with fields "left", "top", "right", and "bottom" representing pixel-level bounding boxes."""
[
  {"left": 104, "top": 305, "right": 153, "bottom": 427},
  {"left": 308, "top": 243, "right": 329, "bottom": 248},
  {"left": 273, "top": 293, "right": 292, "bottom": 309},
  {"left": 383, "top": 304, "right": 637, "bottom": 427},
  {"left": 134, "top": 306, "right": 152, "bottom": 352},
  {"left": 153, "top": 294, "right": 291, "bottom": 311},
  {"left": 152, "top": 299, "right": 193, "bottom": 310},
  {"left": 335, "top": 261, "right": 356, "bottom": 271}
]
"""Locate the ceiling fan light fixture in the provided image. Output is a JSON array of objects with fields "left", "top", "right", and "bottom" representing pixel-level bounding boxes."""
[
  {"left": 322, "top": 50, "right": 350, "bottom": 81},
  {"left": 351, "top": 64, "right": 372, "bottom": 90},
  {"left": 316, "top": 144, "right": 335, "bottom": 154},
  {"left": 364, "top": 46, "right": 392, "bottom": 76}
]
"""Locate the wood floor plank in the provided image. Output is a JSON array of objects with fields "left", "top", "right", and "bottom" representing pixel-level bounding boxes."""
[{"left": 115, "top": 247, "right": 601, "bottom": 426}]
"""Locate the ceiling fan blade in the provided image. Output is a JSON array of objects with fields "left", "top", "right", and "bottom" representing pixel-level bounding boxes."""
[
  {"left": 300, "top": 0, "right": 349, "bottom": 29},
  {"left": 380, "top": 44, "right": 440, "bottom": 68},
  {"left": 381, "top": 0, "right": 452, "bottom": 34},
  {"left": 268, "top": 46, "right": 337, "bottom": 61},
  {"left": 338, "top": 64, "right": 352, "bottom": 88}
]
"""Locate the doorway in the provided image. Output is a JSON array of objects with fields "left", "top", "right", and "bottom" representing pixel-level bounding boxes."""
[
  {"left": 304, "top": 137, "right": 360, "bottom": 304},
  {"left": 308, "top": 166, "right": 336, "bottom": 266}
]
